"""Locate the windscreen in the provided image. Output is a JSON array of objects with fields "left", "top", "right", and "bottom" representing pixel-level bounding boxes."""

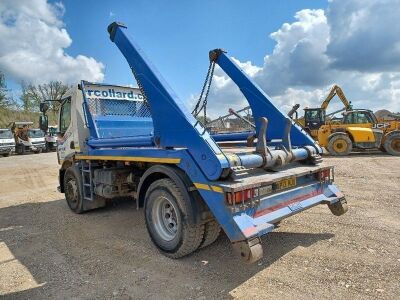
[
  {"left": 0, "top": 129, "right": 12, "bottom": 139},
  {"left": 28, "top": 129, "right": 44, "bottom": 138},
  {"left": 48, "top": 127, "right": 57, "bottom": 135}
]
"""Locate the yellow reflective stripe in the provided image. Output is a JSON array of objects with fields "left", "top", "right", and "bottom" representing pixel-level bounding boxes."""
[
  {"left": 194, "top": 183, "right": 223, "bottom": 193},
  {"left": 194, "top": 183, "right": 211, "bottom": 191},
  {"left": 210, "top": 185, "right": 223, "bottom": 193},
  {"left": 75, "top": 155, "right": 180, "bottom": 164}
]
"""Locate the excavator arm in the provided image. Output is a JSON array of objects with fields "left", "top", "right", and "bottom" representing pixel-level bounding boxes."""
[{"left": 320, "top": 85, "right": 352, "bottom": 111}]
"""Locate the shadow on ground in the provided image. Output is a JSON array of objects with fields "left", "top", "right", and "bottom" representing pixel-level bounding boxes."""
[{"left": 0, "top": 198, "right": 333, "bottom": 299}]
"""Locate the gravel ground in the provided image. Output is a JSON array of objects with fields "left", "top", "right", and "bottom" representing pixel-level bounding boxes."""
[{"left": 0, "top": 152, "right": 399, "bottom": 299}]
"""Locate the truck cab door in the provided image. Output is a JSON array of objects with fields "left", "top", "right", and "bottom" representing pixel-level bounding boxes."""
[{"left": 57, "top": 97, "right": 73, "bottom": 163}]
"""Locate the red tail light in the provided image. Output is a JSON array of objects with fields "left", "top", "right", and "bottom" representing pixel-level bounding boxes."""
[
  {"left": 226, "top": 188, "right": 256, "bottom": 205},
  {"left": 317, "top": 169, "right": 330, "bottom": 181}
]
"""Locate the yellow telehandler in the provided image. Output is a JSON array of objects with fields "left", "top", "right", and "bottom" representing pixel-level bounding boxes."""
[{"left": 289, "top": 85, "right": 400, "bottom": 156}]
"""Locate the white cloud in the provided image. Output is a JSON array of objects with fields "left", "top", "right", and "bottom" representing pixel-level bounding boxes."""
[
  {"left": 326, "top": 0, "right": 400, "bottom": 72},
  {"left": 0, "top": 0, "right": 104, "bottom": 84},
  {"left": 200, "top": 0, "right": 400, "bottom": 120}
]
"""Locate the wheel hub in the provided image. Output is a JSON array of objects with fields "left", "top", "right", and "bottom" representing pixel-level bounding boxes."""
[
  {"left": 333, "top": 140, "right": 346, "bottom": 152},
  {"left": 152, "top": 196, "right": 179, "bottom": 241}
]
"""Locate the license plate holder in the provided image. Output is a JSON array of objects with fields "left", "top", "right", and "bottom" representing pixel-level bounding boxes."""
[{"left": 275, "top": 176, "right": 297, "bottom": 191}]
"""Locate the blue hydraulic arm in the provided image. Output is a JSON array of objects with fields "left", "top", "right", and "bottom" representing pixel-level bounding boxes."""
[
  {"left": 107, "top": 22, "right": 229, "bottom": 181},
  {"left": 209, "top": 49, "right": 320, "bottom": 152}
]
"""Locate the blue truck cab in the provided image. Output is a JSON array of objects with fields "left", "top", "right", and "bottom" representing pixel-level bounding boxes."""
[{"left": 55, "top": 22, "right": 347, "bottom": 263}]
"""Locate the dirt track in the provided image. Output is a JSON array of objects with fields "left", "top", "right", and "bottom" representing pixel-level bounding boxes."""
[{"left": 0, "top": 152, "right": 399, "bottom": 299}]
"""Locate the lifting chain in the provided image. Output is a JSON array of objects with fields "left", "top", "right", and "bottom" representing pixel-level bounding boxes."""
[{"left": 192, "top": 61, "right": 216, "bottom": 126}]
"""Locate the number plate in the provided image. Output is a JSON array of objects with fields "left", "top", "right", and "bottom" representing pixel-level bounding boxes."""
[{"left": 275, "top": 177, "right": 296, "bottom": 191}]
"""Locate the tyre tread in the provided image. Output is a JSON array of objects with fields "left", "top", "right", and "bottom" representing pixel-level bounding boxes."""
[{"left": 145, "top": 178, "right": 204, "bottom": 258}]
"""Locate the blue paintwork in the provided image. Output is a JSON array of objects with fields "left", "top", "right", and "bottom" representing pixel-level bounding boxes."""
[
  {"left": 233, "top": 183, "right": 341, "bottom": 240},
  {"left": 87, "top": 135, "right": 154, "bottom": 148},
  {"left": 108, "top": 23, "right": 230, "bottom": 181},
  {"left": 94, "top": 116, "right": 153, "bottom": 139},
  {"left": 211, "top": 131, "right": 254, "bottom": 142},
  {"left": 72, "top": 23, "right": 347, "bottom": 244}
]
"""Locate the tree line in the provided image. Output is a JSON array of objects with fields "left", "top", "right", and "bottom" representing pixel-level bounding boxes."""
[{"left": 0, "top": 71, "right": 71, "bottom": 114}]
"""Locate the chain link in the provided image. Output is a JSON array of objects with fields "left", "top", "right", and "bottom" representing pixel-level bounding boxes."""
[{"left": 192, "top": 61, "right": 216, "bottom": 123}]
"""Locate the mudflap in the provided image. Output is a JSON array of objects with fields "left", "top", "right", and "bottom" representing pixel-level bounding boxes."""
[{"left": 328, "top": 198, "right": 348, "bottom": 216}]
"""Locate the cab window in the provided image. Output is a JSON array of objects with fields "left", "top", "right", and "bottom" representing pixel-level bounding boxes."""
[
  {"left": 344, "top": 112, "right": 373, "bottom": 124},
  {"left": 305, "top": 109, "right": 324, "bottom": 122},
  {"left": 60, "top": 97, "right": 71, "bottom": 134}
]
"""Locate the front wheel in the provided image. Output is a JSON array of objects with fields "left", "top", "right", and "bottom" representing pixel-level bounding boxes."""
[
  {"left": 144, "top": 178, "right": 204, "bottom": 258},
  {"left": 64, "top": 167, "right": 84, "bottom": 213},
  {"left": 327, "top": 134, "right": 352, "bottom": 156}
]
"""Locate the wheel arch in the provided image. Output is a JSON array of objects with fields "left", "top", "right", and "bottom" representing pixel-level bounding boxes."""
[
  {"left": 383, "top": 129, "right": 400, "bottom": 140},
  {"left": 58, "top": 154, "right": 75, "bottom": 193},
  {"left": 137, "top": 164, "right": 202, "bottom": 225},
  {"left": 328, "top": 131, "right": 352, "bottom": 142}
]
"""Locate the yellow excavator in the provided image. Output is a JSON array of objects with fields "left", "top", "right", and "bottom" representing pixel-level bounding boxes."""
[
  {"left": 291, "top": 85, "right": 353, "bottom": 138},
  {"left": 289, "top": 85, "right": 400, "bottom": 156}
]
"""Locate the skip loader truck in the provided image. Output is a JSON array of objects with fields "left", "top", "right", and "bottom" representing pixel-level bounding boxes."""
[{"left": 52, "top": 23, "right": 347, "bottom": 263}]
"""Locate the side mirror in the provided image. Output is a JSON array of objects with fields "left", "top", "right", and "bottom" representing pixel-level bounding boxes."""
[
  {"left": 40, "top": 102, "right": 49, "bottom": 113},
  {"left": 39, "top": 115, "right": 48, "bottom": 131}
]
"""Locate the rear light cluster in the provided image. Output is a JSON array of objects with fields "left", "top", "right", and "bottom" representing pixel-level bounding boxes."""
[
  {"left": 225, "top": 185, "right": 272, "bottom": 205},
  {"left": 316, "top": 169, "right": 331, "bottom": 181}
]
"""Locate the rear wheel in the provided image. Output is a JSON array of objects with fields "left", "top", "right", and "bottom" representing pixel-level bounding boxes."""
[
  {"left": 328, "top": 198, "right": 348, "bottom": 216},
  {"left": 200, "top": 220, "right": 221, "bottom": 248},
  {"left": 383, "top": 132, "right": 400, "bottom": 156},
  {"left": 64, "top": 167, "right": 84, "bottom": 213},
  {"left": 327, "top": 134, "right": 352, "bottom": 156},
  {"left": 144, "top": 178, "right": 204, "bottom": 258},
  {"left": 3, "top": 151, "right": 11, "bottom": 157}
]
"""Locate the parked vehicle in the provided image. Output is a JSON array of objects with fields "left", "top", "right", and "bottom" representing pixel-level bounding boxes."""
[
  {"left": 288, "top": 85, "right": 400, "bottom": 156},
  {"left": 9, "top": 122, "right": 46, "bottom": 154},
  {"left": 0, "top": 128, "right": 15, "bottom": 157},
  {"left": 49, "top": 22, "right": 347, "bottom": 263},
  {"left": 44, "top": 126, "right": 58, "bottom": 152}
]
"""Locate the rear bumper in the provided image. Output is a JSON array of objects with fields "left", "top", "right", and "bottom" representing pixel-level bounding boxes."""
[{"left": 232, "top": 182, "right": 344, "bottom": 241}]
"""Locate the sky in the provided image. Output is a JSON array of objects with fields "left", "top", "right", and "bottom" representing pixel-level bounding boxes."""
[{"left": 1, "top": 0, "right": 400, "bottom": 118}]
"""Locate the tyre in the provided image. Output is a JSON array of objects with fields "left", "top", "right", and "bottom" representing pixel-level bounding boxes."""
[
  {"left": 327, "top": 134, "right": 352, "bottom": 156},
  {"left": 3, "top": 152, "right": 11, "bottom": 157},
  {"left": 64, "top": 167, "right": 84, "bottom": 213},
  {"left": 34, "top": 148, "right": 42, "bottom": 154},
  {"left": 328, "top": 198, "right": 348, "bottom": 216},
  {"left": 144, "top": 178, "right": 204, "bottom": 258},
  {"left": 199, "top": 220, "right": 221, "bottom": 248},
  {"left": 383, "top": 132, "right": 400, "bottom": 156}
]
